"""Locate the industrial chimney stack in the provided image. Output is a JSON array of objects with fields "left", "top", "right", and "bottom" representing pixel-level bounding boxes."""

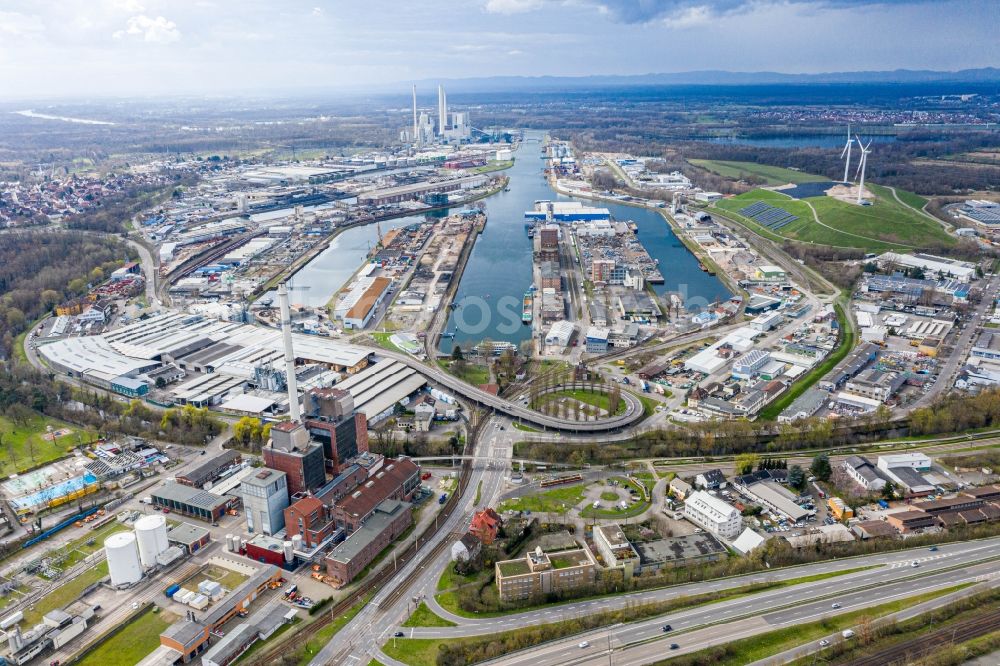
[{"left": 278, "top": 282, "right": 301, "bottom": 422}]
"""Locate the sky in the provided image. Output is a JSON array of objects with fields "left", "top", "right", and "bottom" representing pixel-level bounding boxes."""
[{"left": 0, "top": 0, "right": 997, "bottom": 99}]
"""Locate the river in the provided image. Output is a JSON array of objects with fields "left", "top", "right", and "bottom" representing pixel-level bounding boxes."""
[{"left": 437, "top": 130, "right": 730, "bottom": 352}]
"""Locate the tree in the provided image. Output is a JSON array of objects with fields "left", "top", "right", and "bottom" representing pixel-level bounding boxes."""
[
  {"left": 787, "top": 464, "right": 806, "bottom": 490},
  {"left": 881, "top": 480, "right": 896, "bottom": 500},
  {"left": 735, "top": 453, "right": 760, "bottom": 476},
  {"left": 451, "top": 345, "right": 463, "bottom": 361},
  {"left": 810, "top": 453, "right": 832, "bottom": 482},
  {"left": 233, "top": 416, "right": 262, "bottom": 447}
]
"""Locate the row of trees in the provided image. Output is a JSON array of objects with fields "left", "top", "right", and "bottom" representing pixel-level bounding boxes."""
[
  {"left": 232, "top": 416, "right": 273, "bottom": 451},
  {"left": 517, "top": 386, "right": 1000, "bottom": 465},
  {"left": 0, "top": 231, "right": 134, "bottom": 358}
]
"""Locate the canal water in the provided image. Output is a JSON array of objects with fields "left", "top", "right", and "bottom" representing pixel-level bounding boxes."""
[
  {"left": 290, "top": 215, "right": 422, "bottom": 307},
  {"left": 438, "top": 130, "right": 730, "bottom": 352}
]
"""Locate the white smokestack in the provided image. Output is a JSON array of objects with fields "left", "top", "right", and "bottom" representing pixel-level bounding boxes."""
[
  {"left": 438, "top": 84, "right": 446, "bottom": 137},
  {"left": 412, "top": 85, "right": 418, "bottom": 146},
  {"left": 278, "top": 282, "right": 301, "bottom": 422}
]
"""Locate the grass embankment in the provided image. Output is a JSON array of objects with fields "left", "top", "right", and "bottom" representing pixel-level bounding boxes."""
[
  {"left": 497, "top": 484, "right": 585, "bottom": 515},
  {"left": 894, "top": 188, "right": 929, "bottom": 211},
  {"left": 713, "top": 184, "right": 955, "bottom": 251},
  {"left": 372, "top": 332, "right": 403, "bottom": 353},
  {"left": 785, "top": 586, "right": 1000, "bottom": 666},
  {"left": 397, "top": 568, "right": 877, "bottom": 663},
  {"left": 511, "top": 421, "right": 539, "bottom": 432},
  {"left": 437, "top": 359, "right": 490, "bottom": 386},
  {"left": 23, "top": 561, "right": 109, "bottom": 626},
  {"left": 402, "top": 602, "right": 457, "bottom": 628},
  {"left": 759, "top": 301, "right": 854, "bottom": 420},
  {"left": 473, "top": 160, "right": 515, "bottom": 174},
  {"left": 40, "top": 521, "right": 130, "bottom": 575},
  {"left": 536, "top": 388, "right": 627, "bottom": 417},
  {"left": 654, "top": 583, "right": 972, "bottom": 666},
  {"left": 76, "top": 607, "right": 175, "bottom": 666},
  {"left": 689, "top": 160, "right": 827, "bottom": 186},
  {"left": 474, "top": 480, "right": 482, "bottom": 505}
]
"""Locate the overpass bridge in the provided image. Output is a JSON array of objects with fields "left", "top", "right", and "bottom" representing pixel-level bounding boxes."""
[{"left": 374, "top": 348, "right": 646, "bottom": 433}]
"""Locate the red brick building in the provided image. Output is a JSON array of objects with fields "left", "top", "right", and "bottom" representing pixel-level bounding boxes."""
[
  {"left": 284, "top": 496, "right": 336, "bottom": 548},
  {"left": 325, "top": 499, "right": 413, "bottom": 584},
  {"left": 262, "top": 422, "right": 325, "bottom": 499},
  {"left": 331, "top": 458, "right": 420, "bottom": 532},
  {"left": 470, "top": 508, "right": 502, "bottom": 545}
]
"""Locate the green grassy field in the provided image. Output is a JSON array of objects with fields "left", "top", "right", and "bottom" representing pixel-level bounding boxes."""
[
  {"left": 690, "top": 160, "right": 827, "bottom": 185},
  {"left": 498, "top": 484, "right": 585, "bottom": 515},
  {"left": 23, "top": 561, "right": 109, "bottom": 626},
  {"left": 402, "top": 602, "right": 457, "bottom": 627},
  {"left": 894, "top": 188, "right": 929, "bottom": 211},
  {"left": 39, "top": 521, "right": 131, "bottom": 573},
  {"left": 714, "top": 185, "right": 954, "bottom": 251},
  {"left": 437, "top": 359, "right": 490, "bottom": 386},
  {"left": 759, "top": 301, "right": 855, "bottom": 421},
  {"left": 536, "top": 388, "right": 627, "bottom": 416},
  {"left": 0, "top": 412, "right": 93, "bottom": 477},
  {"left": 77, "top": 607, "right": 176, "bottom": 666}
]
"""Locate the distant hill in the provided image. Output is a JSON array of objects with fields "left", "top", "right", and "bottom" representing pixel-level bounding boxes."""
[{"left": 407, "top": 68, "right": 1000, "bottom": 92}]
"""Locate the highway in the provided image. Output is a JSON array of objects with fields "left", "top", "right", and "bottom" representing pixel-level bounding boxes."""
[
  {"left": 410, "top": 536, "right": 1000, "bottom": 639},
  {"left": 468, "top": 539, "right": 1000, "bottom": 666}
]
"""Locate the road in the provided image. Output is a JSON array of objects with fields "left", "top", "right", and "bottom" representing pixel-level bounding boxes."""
[
  {"left": 307, "top": 416, "right": 515, "bottom": 665},
  {"left": 470, "top": 538, "right": 1000, "bottom": 666}
]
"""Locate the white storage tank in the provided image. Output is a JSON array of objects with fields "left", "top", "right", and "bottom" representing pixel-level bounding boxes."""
[
  {"left": 226, "top": 535, "right": 235, "bottom": 552},
  {"left": 134, "top": 514, "right": 170, "bottom": 568},
  {"left": 105, "top": 532, "right": 142, "bottom": 586},
  {"left": 291, "top": 534, "right": 303, "bottom": 552},
  {"left": 283, "top": 541, "right": 294, "bottom": 563}
]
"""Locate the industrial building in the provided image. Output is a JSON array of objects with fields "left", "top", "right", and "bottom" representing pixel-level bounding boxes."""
[
  {"left": 263, "top": 422, "right": 326, "bottom": 498},
  {"left": 156, "top": 565, "right": 282, "bottom": 663},
  {"left": 328, "top": 361, "right": 427, "bottom": 425},
  {"left": 241, "top": 469, "right": 289, "bottom": 536},
  {"left": 684, "top": 491, "right": 742, "bottom": 539},
  {"left": 357, "top": 175, "right": 487, "bottom": 206},
  {"left": 152, "top": 483, "right": 232, "bottom": 522},
  {"left": 592, "top": 524, "right": 639, "bottom": 572},
  {"left": 176, "top": 451, "right": 242, "bottom": 489},
  {"left": 325, "top": 499, "right": 413, "bottom": 584}
]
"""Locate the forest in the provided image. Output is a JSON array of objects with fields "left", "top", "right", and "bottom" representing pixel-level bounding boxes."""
[{"left": 0, "top": 231, "right": 134, "bottom": 357}]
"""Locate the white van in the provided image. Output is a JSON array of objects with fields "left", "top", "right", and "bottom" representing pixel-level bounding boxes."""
[{"left": 841, "top": 629, "right": 855, "bottom": 639}]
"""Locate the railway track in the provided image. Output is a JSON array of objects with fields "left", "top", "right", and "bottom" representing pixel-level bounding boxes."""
[{"left": 844, "top": 607, "right": 1000, "bottom": 666}]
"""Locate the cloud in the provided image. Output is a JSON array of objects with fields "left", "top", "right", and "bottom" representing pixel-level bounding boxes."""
[
  {"left": 312, "top": 6, "right": 323, "bottom": 16},
  {"left": 113, "top": 14, "right": 180, "bottom": 43},
  {"left": 484, "top": 0, "right": 546, "bottom": 14},
  {"left": 0, "top": 11, "right": 45, "bottom": 37},
  {"left": 500, "top": 0, "right": 936, "bottom": 24}
]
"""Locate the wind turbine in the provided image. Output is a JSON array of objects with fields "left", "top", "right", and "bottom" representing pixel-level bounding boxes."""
[
  {"left": 854, "top": 135, "right": 873, "bottom": 205},
  {"left": 840, "top": 125, "right": 854, "bottom": 184}
]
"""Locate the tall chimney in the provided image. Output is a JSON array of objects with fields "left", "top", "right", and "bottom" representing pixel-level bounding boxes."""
[
  {"left": 278, "top": 282, "right": 301, "bottom": 422},
  {"left": 438, "top": 84, "right": 446, "bottom": 137},
  {"left": 412, "top": 85, "right": 419, "bottom": 146}
]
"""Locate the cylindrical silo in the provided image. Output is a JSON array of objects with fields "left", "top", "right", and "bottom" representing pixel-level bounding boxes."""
[
  {"left": 226, "top": 535, "right": 235, "bottom": 552},
  {"left": 134, "top": 514, "right": 169, "bottom": 568},
  {"left": 291, "top": 534, "right": 303, "bottom": 552},
  {"left": 283, "top": 541, "right": 294, "bottom": 563},
  {"left": 105, "top": 532, "right": 142, "bottom": 586}
]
